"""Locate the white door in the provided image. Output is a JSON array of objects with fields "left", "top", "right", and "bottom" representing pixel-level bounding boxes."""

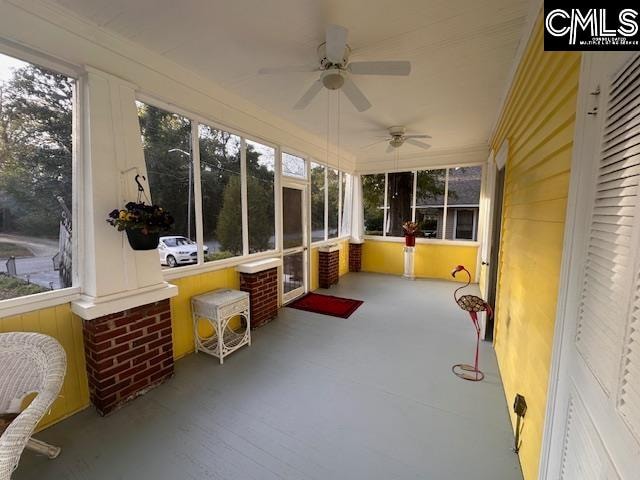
[
  {"left": 542, "top": 52, "right": 640, "bottom": 479},
  {"left": 281, "top": 183, "right": 307, "bottom": 303}
]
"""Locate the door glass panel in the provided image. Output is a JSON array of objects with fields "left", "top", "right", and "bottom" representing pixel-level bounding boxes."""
[
  {"left": 282, "top": 187, "right": 303, "bottom": 249},
  {"left": 283, "top": 252, "right": 304, "bottom": 294}
]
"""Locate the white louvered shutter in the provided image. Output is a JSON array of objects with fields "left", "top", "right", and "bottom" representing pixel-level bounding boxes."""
[{"left": 575, "top": 53, "right": 640, "bottom": 397}]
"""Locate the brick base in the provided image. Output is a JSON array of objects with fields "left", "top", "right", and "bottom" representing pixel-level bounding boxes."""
[
  {"left": 319, "top": 250, "right": 339, "bottom": 288},
  {"left": 240, "top": 267, "right": 278, "bottom": 329},
  {"left": 82, "top": 300, "right": 174, "bottom": 415},
  {"left": 349, "top": 243, "right": 362, "bottom": 272}
]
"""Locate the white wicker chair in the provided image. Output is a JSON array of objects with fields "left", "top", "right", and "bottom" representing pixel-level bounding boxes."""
[{"left": 0, "top": 333, "right": 67, "bottom": 480}]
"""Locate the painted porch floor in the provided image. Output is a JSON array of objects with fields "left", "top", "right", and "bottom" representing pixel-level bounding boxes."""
[{"left": 16, "top": 273, "right": 523, "bottom": 480}]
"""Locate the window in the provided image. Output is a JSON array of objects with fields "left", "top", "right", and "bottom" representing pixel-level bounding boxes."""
[
  {"left": 362, "top": 165, "right": 482, "bottom": 242},
  {"left": 415, "top": 169, "right": 446, "bottom": 239},
  {"left": 386, "top": 171, "right": 413, "bottom": 237},
  {"left": 445, "top": 166, "right": 481, "bottom": 241},
  {"left": 282, "top": 152, "right": 306, "bottom": 179},
  {"left": 327, "top": 168, "right": 339, "bottom": 238},
  {"left": 454, "top": 210, "right": 476, "bottom": 240},
  {"left": 310, "top": 162, "right": 325, "bottom": 242},
  {"left": 198, "top": 124, "right": 242, "bottom": 261},
  {"left": 0, "top": 52, "right": 75, "bottom": 299},
  {"left": 246, "top": 139, "right": 276, "bottom": 253},
  {"left": 138, "top": 102, "right": 195, "bottom": 269},
  {"left": 362, "top": 174, "right": 385, "bottom": 236}
]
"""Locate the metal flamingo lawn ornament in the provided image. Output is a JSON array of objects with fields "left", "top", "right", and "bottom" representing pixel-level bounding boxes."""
[{"left": 451, "top": 264, "right": 493, "bottom": 381}]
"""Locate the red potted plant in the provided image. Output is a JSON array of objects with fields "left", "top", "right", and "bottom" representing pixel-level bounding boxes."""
[{"left": 402, "top": 221, "right": 419, "bottom": 247}]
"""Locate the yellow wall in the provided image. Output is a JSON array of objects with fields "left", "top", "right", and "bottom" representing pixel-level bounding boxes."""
[
  {"left": 169, "top": 267, "right": 240, "bottom": 359},
  {"left": 361, "top": 240, "right": 478, "bottom": 281},
  {"left": 0, "top": 304, "right": 90, "bottom": 429},
  {"left": 490, "top": 17, "right": 580, "bottom": 480}
]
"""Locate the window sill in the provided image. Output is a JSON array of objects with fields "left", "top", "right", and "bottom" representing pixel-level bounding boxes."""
[
  {"left": 310, "top": 235, "right": 350, "bottom": 248},
  {"left": 363, "top": 235, "right": 480, "bottom": 247},
  {"left": 0, "top": 286, "right": 82, "bottom": 319},
  {"left": 162, "top": 249, "right": 280, "bottom": 281}
]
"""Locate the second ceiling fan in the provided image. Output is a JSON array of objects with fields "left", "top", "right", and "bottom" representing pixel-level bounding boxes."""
[{"left": 259, "top": 24, "right": 411, "bottom": 112}]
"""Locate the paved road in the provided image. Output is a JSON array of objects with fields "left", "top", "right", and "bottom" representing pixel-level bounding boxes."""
[{"left": 0, "top": 234, "right": 61, "bottom": 290}]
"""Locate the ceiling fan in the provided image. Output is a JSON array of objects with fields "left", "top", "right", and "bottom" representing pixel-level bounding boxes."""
[
  {"left": 363, "top": 126, "right": 432, "bottom": 153},
  {"left": 258, "top": 24, "right": 411, "bottom": 112}
]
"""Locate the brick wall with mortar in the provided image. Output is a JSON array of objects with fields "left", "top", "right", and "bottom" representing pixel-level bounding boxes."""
[
  {"left": 349, "top": 243, "right": 362, "bottom": 272},
  {"left": 319, "top": 250, "right": 339, "bottom": 288},
  {"left": 82, "top": 299, "right": 174, "bottom": 415},
  {"left": 240, "top": 267, "right": 278, "bottom": 329}
]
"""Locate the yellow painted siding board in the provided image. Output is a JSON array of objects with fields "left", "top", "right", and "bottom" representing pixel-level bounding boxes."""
[
  {"left": 0, "top": 304, "right": 90, "bottom": 429},
  {"left": 309, "top": 247, "right": 319, "bottom": 291},
  {"left": 362, "top": 241, "right": 478, "bottom": 281},
  {"left": 490, "top": 15, "right": 580, "bottom": 480},
  {"left": 170, "top": 267, "right": 240, "bottom": 359}
]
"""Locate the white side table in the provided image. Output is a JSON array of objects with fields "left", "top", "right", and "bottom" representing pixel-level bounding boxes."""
[{"left": 191, "top": 289, "right": 251, "bottom": 364}]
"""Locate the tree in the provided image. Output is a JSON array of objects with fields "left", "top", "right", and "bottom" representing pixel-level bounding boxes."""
[{"left": 0, "top": 64, "right": 73, "bottom": 236}]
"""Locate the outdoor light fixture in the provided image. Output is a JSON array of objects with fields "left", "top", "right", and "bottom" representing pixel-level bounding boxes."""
[{"left": 513, "top": 394, "right": 527, "bottom": 453}]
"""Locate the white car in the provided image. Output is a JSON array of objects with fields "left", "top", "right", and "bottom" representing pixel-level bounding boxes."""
[{"left": 158, "top": 236, "right": 208, "bottom": 267}]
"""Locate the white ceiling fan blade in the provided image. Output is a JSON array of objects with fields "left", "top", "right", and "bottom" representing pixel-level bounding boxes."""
[
  {"left": 348, "top": 61, "right": 411, "bottom": 76},
  {"left": 386, "top": 143, "right": 395, "bottom": 154},
  {"left": 293, "top": 79, "right": 323, "bottom": 109},
  {"left": 326, "top": 24, "right": 348, "bottom": 63},
  {"left": 361, "top": 138, "right": 390, "bottom": 150},
  {"left": 405, "top": 138, "right": 432, "bottom": 150},
  {"left": 258, "top": 65, "right": 318, "bottom": 74},
  {"left": 404, "top": 134, "right": 432, "bottom": 139},
  {"left": 341, "top": 77, "right": 372, "bottom": 112}
]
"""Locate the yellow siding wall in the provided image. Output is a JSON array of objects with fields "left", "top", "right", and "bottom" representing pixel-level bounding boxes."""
[
  {"left": 490, "top": 18, "right": 580, "bottom": 480},
  {"left": 170, "top": 268, "right": 240, "bottom": 359},
  {"left": 0, "top": 304, "right": 90, "bottom": 429},
  {"left": 361, "top": 240, "right": 478, "bottom": 282}
]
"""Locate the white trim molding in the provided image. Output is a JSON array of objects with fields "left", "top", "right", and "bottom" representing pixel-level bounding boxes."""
[{"left": 71, "top": 282, "right": 178, "bottom": 320}]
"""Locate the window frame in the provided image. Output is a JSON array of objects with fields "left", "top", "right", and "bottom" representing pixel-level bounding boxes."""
[
  {"left": 361, "top": 162, "right": 484, "bottom": 246},
  {"left": 0, "top": 44, "right": 83, "bottom": 315}
]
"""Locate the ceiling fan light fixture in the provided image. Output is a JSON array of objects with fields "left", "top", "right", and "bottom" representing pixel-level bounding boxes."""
[
  {"left": 390, "top": 136, "right": 404, "bottom": 148},
  {"left": 321, "top": 69, "right": 345, "bottom": 90}
]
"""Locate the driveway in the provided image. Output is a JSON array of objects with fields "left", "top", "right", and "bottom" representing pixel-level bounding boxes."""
[{"left": 0, "top": 234, "right": 60, "bottom": 289}]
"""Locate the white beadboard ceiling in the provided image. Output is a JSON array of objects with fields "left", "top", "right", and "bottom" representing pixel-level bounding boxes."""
[{"left": 49, "top": 0, "right": 532, "bottom": 163}]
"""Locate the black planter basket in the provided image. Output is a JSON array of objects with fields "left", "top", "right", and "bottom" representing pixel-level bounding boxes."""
[{"left": 125, "top": 228, "right": 160, "bottom": 251}]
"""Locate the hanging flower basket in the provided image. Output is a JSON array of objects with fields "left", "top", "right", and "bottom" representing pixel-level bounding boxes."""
[
  {"left": 107, "top": 201, "right": 174, "bottom": 251},
  {"left": 125, "top": 228, "right": 161, "bottom": 251}
]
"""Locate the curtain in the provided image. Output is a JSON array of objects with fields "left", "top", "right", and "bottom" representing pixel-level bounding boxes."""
[{"left": 346, "top": 174, "right": 364, "bottom": 243}]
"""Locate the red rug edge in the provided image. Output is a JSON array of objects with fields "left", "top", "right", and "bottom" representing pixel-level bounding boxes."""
[{"left": 286, "top": 292, "right": 364, "bottom": 319}]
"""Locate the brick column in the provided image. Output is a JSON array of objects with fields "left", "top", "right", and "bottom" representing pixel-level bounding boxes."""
[
  {"left": 319, "top": 245, "right": 340, "bottom": 289},
  {"left": 237, "top": 258, "right": 282, "bottom": 329},
  {"left": 82, "top": 299, "right": 174, "bottom": 415},
  {"left": 349, "top": 242, "right": 363, "bottom": 272}
]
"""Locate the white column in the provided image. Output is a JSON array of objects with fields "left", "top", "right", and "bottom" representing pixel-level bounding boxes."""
[
  {"left": 349, "top": 174, "right": 365, "bottom": 244},
  {"left": 72, "top": 67, "right": 176, "bottom": 320}
]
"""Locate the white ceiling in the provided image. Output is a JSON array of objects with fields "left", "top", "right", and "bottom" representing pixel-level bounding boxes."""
[{"left": 50, "top": 0, "right": 532, "bottom": 161}]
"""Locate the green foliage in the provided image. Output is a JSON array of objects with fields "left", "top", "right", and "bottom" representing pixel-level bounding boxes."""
[
  {"left": 138, "top": 103, "right": 193, "bottom": 237},
  {"left": 215, "top": 175, "right": 243, "bottom": 254},
  {"left": 0, "top": 273, "right": 48, "bottom": 300},
  {"left": 0, "top": 64, "right": 73, "bottom": 237},
  {"left": 204, "top": 251, "right": 235, "bottom": 262}
]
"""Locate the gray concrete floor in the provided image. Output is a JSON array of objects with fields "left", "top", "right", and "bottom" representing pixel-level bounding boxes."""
[{"left": 16, "top": 273, "right": 523, "bottom": 480}]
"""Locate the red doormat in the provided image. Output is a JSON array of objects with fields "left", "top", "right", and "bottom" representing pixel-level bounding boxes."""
[{"left": 287, "top": 292, "right": 363, "bottom": 318}]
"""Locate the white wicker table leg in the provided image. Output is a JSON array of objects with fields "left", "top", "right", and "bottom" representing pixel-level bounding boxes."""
[{"left": 25, "top": 438, "right": 61, "bottom": 459}]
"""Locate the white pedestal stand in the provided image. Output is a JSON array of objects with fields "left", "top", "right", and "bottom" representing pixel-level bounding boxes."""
[{"left": 403, "top": 246, "right": 415, "bottom": 280}]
